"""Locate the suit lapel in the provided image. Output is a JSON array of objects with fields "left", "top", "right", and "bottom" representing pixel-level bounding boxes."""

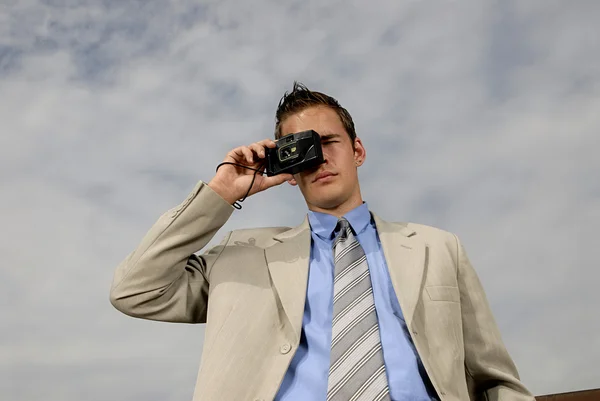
[
  {"left": 372, "top": 213, "right": 427, "bottom": 326},
  {"left": 263, "top": 213, "right": 427, "bottom": 341},
  {"left": 265, "top": 216, "right": 311, "bottom": 343}
]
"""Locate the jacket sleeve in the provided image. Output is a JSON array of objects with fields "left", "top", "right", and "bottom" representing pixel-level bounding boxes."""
[
  {"left": 109, "top": 181, "right": 234, "bottom": 323},
  {"left": 454, "top": 234, "right": 535, "bottom": 401}
]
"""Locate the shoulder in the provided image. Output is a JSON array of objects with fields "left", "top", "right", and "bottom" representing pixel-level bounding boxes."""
[
  {"left": 224, "top": 226, "right": 293, "bottom": 248},
  {"left": 377, "top": 217, "right": 457, "bottom": 242},
  {"left": 405, "top": 222, "right": 456, "bottom": 241},
  {"left": 377, "top": 219, "right": 461, "bottom": 256}
]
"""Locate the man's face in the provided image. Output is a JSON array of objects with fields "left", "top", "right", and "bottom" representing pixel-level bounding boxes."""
[{"left": 279, "top": 106, "right": 366, "bottom": 214}]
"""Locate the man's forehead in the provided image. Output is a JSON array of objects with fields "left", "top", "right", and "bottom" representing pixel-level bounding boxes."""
[{"left": 280, "top": 106, "right": 345, "bottom": 133}]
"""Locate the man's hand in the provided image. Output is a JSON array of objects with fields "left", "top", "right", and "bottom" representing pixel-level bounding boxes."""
[{"left": 208, "top": 138, "right": 294, "bottom": 205}]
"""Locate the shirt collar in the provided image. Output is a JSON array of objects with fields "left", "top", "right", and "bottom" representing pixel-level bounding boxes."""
[{"left": 307, "top": 202, "right": 372, "bottom": 240}]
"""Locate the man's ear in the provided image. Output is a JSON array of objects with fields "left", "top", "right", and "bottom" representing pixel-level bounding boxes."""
[
  {"left": 287, "top": 177, "right": 297, "bottom": 186},
  {"left": 354, "top": 137, "right": 366, "bottom": 165}
]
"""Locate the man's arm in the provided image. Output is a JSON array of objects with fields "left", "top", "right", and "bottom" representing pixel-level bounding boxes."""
[
  {"left": 109, "top": 181, "right": 234, "bottom": 323},
  {"left": 109, "top": 138, "right": 293, "bottom": 323},
  {"left": 454, "top": 234, "right": 535, "bottom": 401}
]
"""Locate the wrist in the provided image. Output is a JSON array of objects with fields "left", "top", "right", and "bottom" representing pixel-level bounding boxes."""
[{"left": 207, "top": 179, "right": 240, "bottom": 205}]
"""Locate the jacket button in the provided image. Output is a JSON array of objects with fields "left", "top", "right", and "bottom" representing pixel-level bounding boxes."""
[
  {"left": 412, "top": 330, "right": 418, "bottom": 336},
  {"left": 280, "top": 343, "right": 292, "bottom": 354}
]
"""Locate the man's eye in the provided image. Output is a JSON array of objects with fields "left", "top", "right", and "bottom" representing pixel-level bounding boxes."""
[{"left": 322, "top": 141, "right": 338, "bottom": 145}]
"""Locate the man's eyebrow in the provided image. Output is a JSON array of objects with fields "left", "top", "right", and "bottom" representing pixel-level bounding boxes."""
[{"left": 320, "top": 133, "right": 342, "bottom": 140}]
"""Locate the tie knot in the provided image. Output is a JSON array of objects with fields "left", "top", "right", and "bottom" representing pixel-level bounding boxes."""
[{"left": 333, "top": 218, "right": 352, "bottom": 242}]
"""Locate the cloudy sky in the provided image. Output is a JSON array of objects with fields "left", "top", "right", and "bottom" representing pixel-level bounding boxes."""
[{"left": 2, "top": 0, "right": 599, "bottom": 400}]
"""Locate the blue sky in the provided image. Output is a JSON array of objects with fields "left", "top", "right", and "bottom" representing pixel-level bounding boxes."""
[{"left": 2, "top": 1, "right": 599, "bottom": 400}]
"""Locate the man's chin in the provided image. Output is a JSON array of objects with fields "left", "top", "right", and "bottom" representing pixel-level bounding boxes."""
[{"left": 307, "top": 196, "right": 344, "bottom": 211}]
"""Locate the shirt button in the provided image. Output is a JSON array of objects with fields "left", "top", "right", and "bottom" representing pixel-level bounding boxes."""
[{"left": 280, "top": 343, "right": 292, "bottom": 354}]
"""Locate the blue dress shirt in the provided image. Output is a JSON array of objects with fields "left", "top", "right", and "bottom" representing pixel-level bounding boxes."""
[{"left": 274, "top": 203, "right": 437, "bottom": 401}]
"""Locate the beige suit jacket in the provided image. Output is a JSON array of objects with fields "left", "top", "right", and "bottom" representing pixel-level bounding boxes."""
[{"left": 110, "top": 181, "right": 534, "bottom": 401}]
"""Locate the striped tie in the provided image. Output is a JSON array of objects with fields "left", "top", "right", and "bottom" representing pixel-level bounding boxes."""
[{"left": 326, "top": 218, "right": 391, "bottom": 401}]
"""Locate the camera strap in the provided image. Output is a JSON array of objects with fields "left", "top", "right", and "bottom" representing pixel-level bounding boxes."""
[{"left": 215, "top": 161, "right": 266, "bottom": 210}]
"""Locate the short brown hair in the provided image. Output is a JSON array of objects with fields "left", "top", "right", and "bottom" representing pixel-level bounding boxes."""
[{"left": 274, "top": 82, "right": 356, "bottom": 145}]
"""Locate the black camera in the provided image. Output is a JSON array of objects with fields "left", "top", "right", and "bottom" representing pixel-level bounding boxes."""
[{"left": 265, "top": 130, "right": 325, "bottom": 176}]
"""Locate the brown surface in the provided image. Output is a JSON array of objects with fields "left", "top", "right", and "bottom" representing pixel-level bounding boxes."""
[{"left": 537, "top": 388, "right": 600, "bottom": 400}]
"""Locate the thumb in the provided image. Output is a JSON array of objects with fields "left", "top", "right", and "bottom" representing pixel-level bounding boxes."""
[{"left": 264, "top": 173, "right": 294, "bottom": 188}]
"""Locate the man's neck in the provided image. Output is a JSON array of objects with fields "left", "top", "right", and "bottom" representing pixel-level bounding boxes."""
[{"left": 307, "top": 196, "right": 365, "bottom": 218}]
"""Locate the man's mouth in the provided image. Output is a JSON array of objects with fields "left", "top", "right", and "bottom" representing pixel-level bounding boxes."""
[{"left": 313, "top": 171, "right": 336, "bottom": 182}]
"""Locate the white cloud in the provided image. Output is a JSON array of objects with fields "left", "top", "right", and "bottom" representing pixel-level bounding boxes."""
[{"left": 1, "top": 0, "right": 599, "bottom": 399}]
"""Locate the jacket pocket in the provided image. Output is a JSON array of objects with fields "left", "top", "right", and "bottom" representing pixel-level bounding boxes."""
[{"left": 425, "top": 285, "right": 460, "bottom": 302}]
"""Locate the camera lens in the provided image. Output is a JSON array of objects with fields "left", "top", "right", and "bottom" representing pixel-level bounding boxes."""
[{"left": 279, "top": 143, "right": 299, "bottom": 163}]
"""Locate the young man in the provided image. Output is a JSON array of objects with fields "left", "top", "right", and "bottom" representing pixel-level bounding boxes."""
[{"left": 110, "top": 83, "right": 534, "bottom": 401}]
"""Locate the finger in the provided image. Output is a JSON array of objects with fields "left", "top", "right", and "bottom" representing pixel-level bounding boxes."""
[
  {"left": 228, "top": 147, "right": 246, "bottom": 162},
  {"left": 240, "top": 146, "right": 254, "bottom": 164},
  {"left": 257, "top": 139, "right": 277, "bottom": 148},
  {"left": 249, "top": 144, "right": 267, "bottom": 159},
  {"left": 250, "top": 140, "right": 276, "bottom": 159}
]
